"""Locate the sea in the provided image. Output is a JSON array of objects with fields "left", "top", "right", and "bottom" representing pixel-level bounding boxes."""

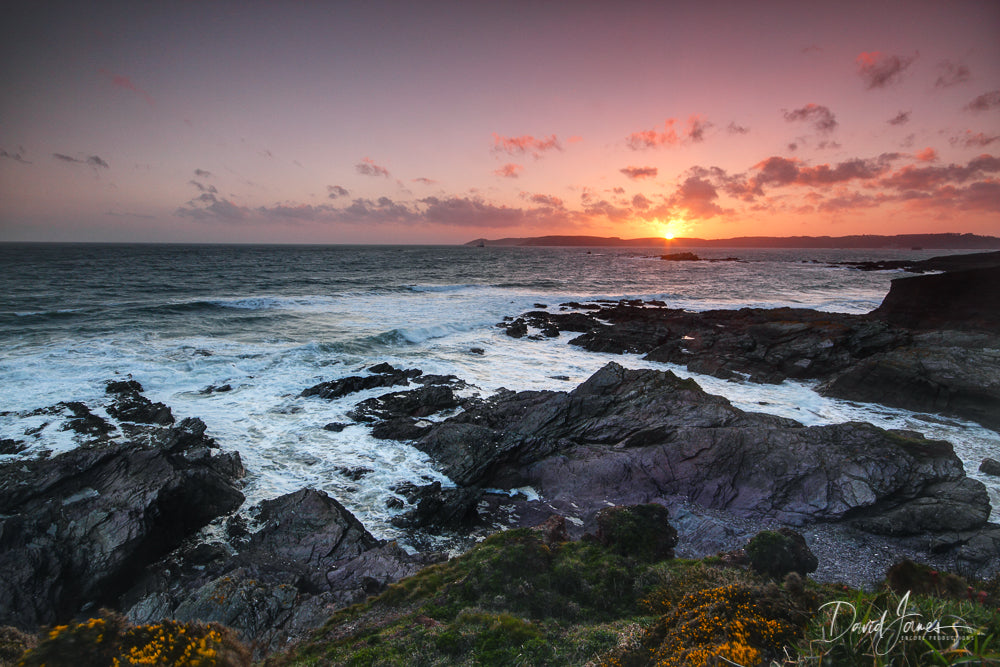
[{"left": 1, "top": 243, "right": 997, "bottom": 540}]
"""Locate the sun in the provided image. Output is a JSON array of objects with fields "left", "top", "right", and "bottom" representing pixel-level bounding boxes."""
[{"left": 663, "top": 229, "right": 675, "bottom": 240}]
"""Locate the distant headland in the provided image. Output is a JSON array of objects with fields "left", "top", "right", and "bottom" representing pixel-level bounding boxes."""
[{"left": 465, "top": 233, "right": 1000, "bottom": 249}]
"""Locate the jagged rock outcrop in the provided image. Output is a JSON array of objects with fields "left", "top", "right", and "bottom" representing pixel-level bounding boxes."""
[
  {"left": 123, "top": 488, "right": 438, "bottom": 656},
  {"left": 401, "top": 363, "right": 991, "bottom": 548},
  {"left": 0, "top": 415, "right": 245, "bottom": 630}
]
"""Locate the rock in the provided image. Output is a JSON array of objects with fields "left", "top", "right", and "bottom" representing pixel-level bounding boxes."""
[
  {"left": 301, "top": 366, "right": 422, "bottom": 400},
  {"left": 389, "top": 481, "right": 481, "bottom": 531},
  {"left": 413, "top": 363, "right": 992, "bottom": 544},
  {"left": 348, "top": 384, "right": 462, "bottom": 423},
  {"left": 0, "top": 439, "right": 27, "bottom": 455},
  {"left": 745, "top": 529, "right": 817, "bottom": 578},
  {"left": 59, "top": 402, "right": 116, "bottom": 437},
  {"left": 504, "top": 318, "right": 528, "bottom": 338},
  {"left": 594, "top": 504, "right": 677, "bottom": 562},
  {"left": 0, "top": 416, "right": 244, "bottom": 631},
  {"left": 532, "top": 515, "right": 569, "bottom": 545},
  {"left": 819, "top": 331, "right": 1000, "bottom": 431},
  {"left": 123, "top": 488, "right": 437, "bottom": 657},
  {"left": 105, "top": 380, "right": 175, "bottom": 425},
  {"left": 873, "top": 266, "right": 1000, "bottom": 331},
  {"left": 980, "top": 458, "right": 1000, "bottom": 477},
  {"left": 322, "top": 422, "right": 350, "bottom": 432},
  {"left": 661, "top": 252, "right": 700, "bottom": 261}
]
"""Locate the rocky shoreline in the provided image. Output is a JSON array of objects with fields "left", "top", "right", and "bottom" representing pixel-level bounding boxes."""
[{"left": 2, "top": 251, "right": 998, "bottom": 657}]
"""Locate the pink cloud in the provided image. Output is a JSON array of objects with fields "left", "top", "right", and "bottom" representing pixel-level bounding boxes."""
[
  {"left": 494, "top": 163, "right": 523, "bottom": 178},
  {"left": 914, "top": 147, "right": 938, "bottom": 162},
  {"left": 855, "top": 51, "right": 916, "bottom": 89},
  {"left": 620, "top": 166, "right": 658, "bottom": 180},
  {"left": 783, "top": 104, "right": 838, "bottom": 134},
  {"left": 356, "top": 157, "right": 389, "bottom": 177},
  {"left": 491, "top": 133, "right": 562, "bottom": 159},
  {"left": 626, "top": 116, "right": 710, "bottom": 150}
]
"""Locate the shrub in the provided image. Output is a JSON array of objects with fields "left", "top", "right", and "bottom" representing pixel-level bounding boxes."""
[
  {"left": 745, "top": 528, "right": 817, "bottom": 579},
  {"left": 594, "top": 504, "right": 677, "bottom": 562},
  {"left": 17, "top": 612, "right": 251, "bottom": 667}
]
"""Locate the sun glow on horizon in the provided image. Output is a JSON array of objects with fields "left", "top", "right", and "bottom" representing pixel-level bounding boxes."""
[{"left": 658, "top": 217, "right": 689, "bottom": 241}]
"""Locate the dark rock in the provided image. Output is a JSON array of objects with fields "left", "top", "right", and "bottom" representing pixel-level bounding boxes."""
[
  {"left": 301, "top": 366, "right": 422, "bottom": 400},
  {"left": 661, "top": 252, "right": 700, "bottom": 261},
  {"left": 414, "top": 363, "right": 991, "bottom": 542},
  {"left": 0, "top": 417, "right": 244, "bottom": 631},
  {"left": 348, "top": 385, "right": 461, "bottom": 423},
  {"left": 594, "top": 504, "right": 677, "bottom": 562},
  {"left": 980, "top": 458, "right": 1000, "bottom": 477},
  {"left": 59, "top": 402, "right": 116, "bottom": 438},
  {"left": 819, "top": 331, "right": 1000, "bottom": 431},
  {"left": 105, "top": 380, "right": 175, "bottom": 425},
  {"left": 469, "top": 347, "right": 485, "bottom": 355},
  {"left": 873, "top": 266, "right": 1000, "bottom": 331},
  {"left": 322, "top": 422, "right": 350, "bottom": 432},
  {"left": 371, "top": 418, "right": 433, "bottom": 441},
  {"left": 200, "top": 383, "right": 232, "bottom": 394},
  {"left": 336, "top": 466, "right": 373, "bottom": 481},
  {"left": 745, "top": 529, "right": 817, "bottom": 578},
  {"left": 0, "top": 439, "right": 27, "bottom": 455},
  {"left": 389, "top": 481, "right": 481, "bottom": 531},
  {"left": 504, "top": 318, "right": 528, "bottom": 338},
  {"left": 534, "top": 303, "right": 548, "bottom": 309}
]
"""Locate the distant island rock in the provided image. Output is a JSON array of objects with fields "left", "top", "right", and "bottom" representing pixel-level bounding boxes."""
[{"left": 465, "top": 233, "right": 1000, "bottom": 249}]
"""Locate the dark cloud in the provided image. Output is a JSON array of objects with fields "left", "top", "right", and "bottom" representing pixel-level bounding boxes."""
[
  {"left": 855, "top": 51, "right": 917, "bottom": 89},
  {"left": 727, "top": 122, "right": 750, "bottom": 135},
  {"left": 491, "top": 133, "right": 562, "bottom": 159},
  {"left": 965, "top": 90, "right": 1000, "bottom": 112},
  {"left": 935, "top": 61, "right": 971, "bottom": 88},
  {"left": 582, "top": 199, "right": 631, "bottom": 220},
  {"left": 421, "top": 196, "right": 529, "bottom": 226},
  {"left": 175, "top": 193, "right": 249, "bottom": 222},
  {"left": 494, "top": 163, "right": 523, "bottom": 178},
  {"left": 620, "top": 166, "right": 658, "bottom": 180},
  {"left": 527, "top": 193, "right": 564, "bottom": 208},
  {"left": 0, "top": 147, "right": 30, "bottom": 164},
  {"left": 880, "top": 154, "right": 1000, "bottom": 191},
  {"left": 750, "top": 155, "right": 896, "bottom": 191},
  {"left": 327, "top": 185, "right": 350, "bottom": 199},
  {"left": 53, "top": 153, "right": 109, "bottom": 169},
  {"left": 355, "top": 157, "right": 390, "bottom": 177},
  {"left": 189, "top": 180, "right": 218, "bottom": 193},
  {"left": 817, "top": 140, "right": 842, "bottom": 150},
  {"left": 950, "top": 131, "right": 1000, "bottom": 148},
  {"left": 687, "top": 116, "right": 712, "bottom": 142},
  {"left": 632, "top": 193, "right": 652, "bottom": 210},
  {"left": 783, "top": 104, "right": 838, "bottom": 134},
  {"left": 887, "top": 111, "right": 911, "bottom": 126},
  {"left": 194, "top": 169, "right": 212, "bottom": 177}
]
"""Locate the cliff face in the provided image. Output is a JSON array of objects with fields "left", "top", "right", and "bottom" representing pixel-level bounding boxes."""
[{"left": 874, "top": 266, "right": 1000, "bottom": 331}]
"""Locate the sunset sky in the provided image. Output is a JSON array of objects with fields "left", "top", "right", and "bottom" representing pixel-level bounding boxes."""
[{"left": 1, "top": 0, "right": 999, "bottom": 244}]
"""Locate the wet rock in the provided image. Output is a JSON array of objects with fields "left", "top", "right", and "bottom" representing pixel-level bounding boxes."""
[
  {"left": 0, "top": 439, "right": 27, "bottom": 455},
  {"left": 105, "top": 380, "right": 174, "bottom": 425},
  {"left": 390, "top": 481, "right": 481, "bottom": 532},
  {"left": 661, "top": 252, "right": 700, "bottom": 261},
  {"left": 348, "top": 384, "right": 461, "bottom": 423},
  {"left": 322, "top": 422, "right": 350, "bottom": 432},
  {"left": 504, "top": 318, "right": 528, "bottom": 338},
  {"left": 59, "top": 401, "right": 116, "bottom": 438},
  {"left": 301, "top": 366, "right": 422, "bottom": 400},
  {"left": 980, "top": 458, "right": 1000, "bottom": 477}
]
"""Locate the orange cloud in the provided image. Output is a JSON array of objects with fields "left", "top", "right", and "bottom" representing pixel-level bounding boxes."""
[
  {"left": 494, "top": 163, "right": 523, "bottom": 178},
  {"left": 914, "top": 147, "right": 937, "bottom": 162},
  {"left": 626, "top": 116, "right": 710, "bottom": 150}
]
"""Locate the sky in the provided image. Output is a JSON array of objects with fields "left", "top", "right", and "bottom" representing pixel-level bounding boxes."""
[{"left": 1, "top": 0, "right": 999, "bottom": 244}]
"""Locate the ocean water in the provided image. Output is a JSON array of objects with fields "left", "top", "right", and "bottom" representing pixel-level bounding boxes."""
[{"left": 1, "top": 243, "right": 997, "bottom": 537}]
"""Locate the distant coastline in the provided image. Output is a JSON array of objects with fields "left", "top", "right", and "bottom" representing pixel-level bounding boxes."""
[{"left": 465, "top": 233, "right": 1000, "bottom": 249}]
